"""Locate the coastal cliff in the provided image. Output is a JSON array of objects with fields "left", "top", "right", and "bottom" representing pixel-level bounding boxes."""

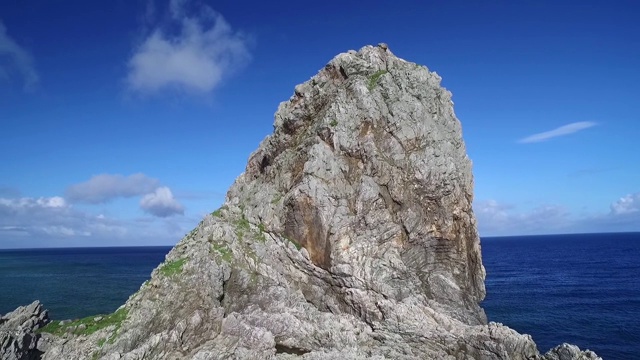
[{"left": 3, "top": 45, "right": 600, "bottom": 359}]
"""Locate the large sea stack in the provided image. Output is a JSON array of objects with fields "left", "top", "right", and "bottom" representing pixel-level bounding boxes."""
[{"left": 8, "top": 45, "right": 600, "bottom": 359}]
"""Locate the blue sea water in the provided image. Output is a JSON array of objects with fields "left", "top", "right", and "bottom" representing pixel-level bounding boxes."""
[
  {"left": 0, "top": 246, "right": 172, "bottom": 320},
  {"left": 481, "top": 232, "right": 640, "bottom": 359},
  {"left": 0, "top": 233, "right": 638, "bottom": 359}
]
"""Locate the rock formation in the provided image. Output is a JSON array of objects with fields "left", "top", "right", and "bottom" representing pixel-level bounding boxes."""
[
  {"left": 0, "top": 301, "right": 49, "bottom": 360},
  {"left": 5, "top": 45, "right": 601, "bottom": 359}
]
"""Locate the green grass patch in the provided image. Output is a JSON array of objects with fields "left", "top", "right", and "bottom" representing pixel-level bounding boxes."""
[
  {"left": 158, "top": 258, "right": 187, "bottom": 277},
  {"left": 235, "top": 216, "right": 251, "bottom": 239},
  {"left": 39, "top": 307, "right": 128, "bottom": 337},
  {"left": 211, "top": 243, "right": 233, "bottom": 263},
  {"left": 329, "top": 119, "right": 338, "bottom": 127},
  {"left": 368, "top": 70, "right": 388, "bottom": 90},
  {"left": 211, "top": 205, "right": 227, "bottom": 218},
  {"left": 236, "top": 217, "right": 250, "bottom": 231}
]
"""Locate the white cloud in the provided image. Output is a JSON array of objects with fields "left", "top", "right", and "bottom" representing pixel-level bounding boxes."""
[
  {"left": 41, "top": 225, "right": 90, "bottom": 237},
  {"left": 65, "top": 173, "right": 185, "bottom": 218},
  {"left": 475, "top": 192, "right": 640, "bottom": 237},
  {"left": 66, "top": 173, "right": 160, "bottom": 203},
  {"left": 0, "top": 196, "right": 67, "bottom": 210},
  {"left": 475, "top": 200, "right": 570, "bottom": 236},
  {"left": 0, "top": 20, "right": 38, "bottom": 90},
  {"left": 0, "top": 194, "right": 194, "bottom": 248},
  {"left": 140, "top": 186, "right": 184, "bottom": 217},
  {"left": 518, "top": 121, "right": 596, "bottom": 144},
  {"left": 0, "top": 195, "right": 88, "bottom": 240},
  {"left": 126, "top": 0, "right": 250, "bottom": 94},
  {"left": 610, "top": 193, "right": 640, "bottom": 215}
]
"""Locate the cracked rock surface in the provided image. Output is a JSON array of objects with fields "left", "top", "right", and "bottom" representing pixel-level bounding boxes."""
[
  {"left": 0, "top": 301, "right": 49, "bottom": 360},
  {"left": 11, "top": 45, "right": 600, "bottom": 359}
]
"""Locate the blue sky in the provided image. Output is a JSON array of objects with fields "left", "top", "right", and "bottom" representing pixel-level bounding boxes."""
[{"left": 1, "top": 0, "right": 639, "bottom": 248}]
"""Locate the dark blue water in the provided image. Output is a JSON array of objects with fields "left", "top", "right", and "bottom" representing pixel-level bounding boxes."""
[
  {"left": 482, "top": 232, "right": 640, "bottom": 359},
  {"left": 0, "top": 246, "right": 172, "bottom": 320},
  {"left": 1, "top": 234, "right": 638, "bottom": 359}
]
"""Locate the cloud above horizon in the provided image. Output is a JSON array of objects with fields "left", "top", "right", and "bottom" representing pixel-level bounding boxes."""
[
  {"left": 0, "top": 194, "right": 195, "bottom": 248},
  {"left": 0, "top": 196, "right": 94, "bottom": 239},
  {"left": 474, "top": 200, "right": 571, "bottom": 236},
  {"left": 140, "top": 186, "right": 184, "bottom": 217},
  {"left": 65, "top": 173, "right": 186, "bottom": 218},
  {"left": 475, "top": 192, "right": 640, "bottom": 236},
  {"left": 126, "top": 0, "right": 250, "bottom": 94},
  {"left": 0, "top": 20, "right": 38, "bottom": 90},
  {"left": 610, "top": 193, "right": 640, "bottom": 215},
  {"left": 518, "top": 121, "right": 596, "bottom": 144},
  {"left": 66, "top": 173, "right": 160, "bottom": 203}
]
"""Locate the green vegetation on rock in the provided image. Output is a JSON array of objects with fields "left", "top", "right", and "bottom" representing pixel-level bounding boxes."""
[
  {"left": 158, "top": 258, "right": 187, "bottom": 277},
  {"left": 39, "top": 307, "right": 128, "bottom": 338},
  {"left": 368, "top": 70, "right": 388, "bottom": 90},
  {"left": 211, "top": 205, "right": 227, "bottom": 218},
  {"left": 211, "top": 243, "right": 233, "bottom": 263},
  {"left": 235, "top": 216, "right": 251, "bottom": 239}
]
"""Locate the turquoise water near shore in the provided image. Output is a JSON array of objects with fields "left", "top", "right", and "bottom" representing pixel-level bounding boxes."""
[{"left": 1, "top": 232, "right": 638, "bottom": 359}]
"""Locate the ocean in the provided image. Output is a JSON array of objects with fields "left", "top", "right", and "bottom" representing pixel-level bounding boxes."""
[
  {"left": 1, "top": 232, "right": 638, "bottom": 359},
  {"left": 481, "top": 232, "right": 640, "bottom": 359}
]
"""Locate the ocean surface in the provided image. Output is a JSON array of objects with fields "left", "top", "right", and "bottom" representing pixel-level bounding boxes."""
[
  {"left": 481, "top": 232, "right": 640, "bottom": 359},
  {"left": 1, "top": 233, "right": 639, "bottom": 359}
]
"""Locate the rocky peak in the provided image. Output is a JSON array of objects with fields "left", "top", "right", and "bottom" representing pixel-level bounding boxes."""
[{"left": 228, "top": 43, "right": 485, "bottom": 323}]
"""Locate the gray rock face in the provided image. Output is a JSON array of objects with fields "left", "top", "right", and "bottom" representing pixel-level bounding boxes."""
[
  {"left": 0, "top": 301, "right": 49, "bottom": 360},
  {"left": 543, "top": 344, "right": 601, "bottom": 360},
  {"left": 30, "top": 45, "right": 600, "bottom": 359}
]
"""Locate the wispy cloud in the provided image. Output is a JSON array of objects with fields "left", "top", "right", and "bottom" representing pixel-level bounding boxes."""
[
  {"left": 518, "top": 121, "right": 596, "bottom": 144},
  {"left": 66, "top": 173, "right": 160, "bottom": 203},
  {"left": 140, "top": 186, "right": 184, "bottom": 217},
  {"left": 0, "top": 20, "right": 38, "bottom": 90},
  {"left": 126, "top": 0, "right": 250, "bottom": 95}
]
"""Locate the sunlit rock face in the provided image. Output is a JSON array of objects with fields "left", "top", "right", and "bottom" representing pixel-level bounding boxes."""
[
  {"left": 32, "top": 44, "right": 600, "bottom": 360},
  {"left": 231, "top": 43, "right": 486, "bottom": 324}
]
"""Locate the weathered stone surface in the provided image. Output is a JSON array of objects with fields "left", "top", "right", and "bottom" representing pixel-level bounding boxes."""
[
  {"left": 543, "top": 344, "right": 601, "bottom": 360},
  {"left": 15, "top": 44, "right": 601, "bottom": 359},
  {"left": 0, "top": 301, "right": 49, "bottom": 360}
]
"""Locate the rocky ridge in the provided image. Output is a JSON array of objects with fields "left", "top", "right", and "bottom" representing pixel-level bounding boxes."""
[
  {"left": 0, "top": 301, "right": 49, "bottom": 360},
  {"left": 7, "top": 45, "right": 600, "bottom": 359}
]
